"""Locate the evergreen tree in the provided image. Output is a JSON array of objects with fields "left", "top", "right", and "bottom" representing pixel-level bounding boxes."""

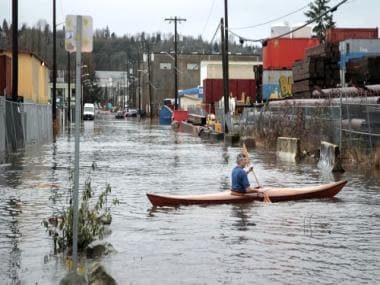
[{"left": 304, "top": 0, "right": 335, "bottom": 41}]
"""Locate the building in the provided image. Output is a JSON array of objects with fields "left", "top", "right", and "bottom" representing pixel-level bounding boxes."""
[
  {"left": 0, "top": 49, "right": 49, "bottom": 104},
  {"left": 140, "top": 52, "right": 261, "bottom": 116}
]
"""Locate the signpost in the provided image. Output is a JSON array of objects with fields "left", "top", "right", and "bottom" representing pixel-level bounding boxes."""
[{"left": 65, "top": 15, "right": 93, "bottom": 272}]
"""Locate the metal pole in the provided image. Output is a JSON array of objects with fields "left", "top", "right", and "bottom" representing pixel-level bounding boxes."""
[
  {"left": 11, "top": 0, "right": 18, "bottom": 101},
  {"left": 72, "top": 15, "right": 82, "bottom": 272},
  {"left": 52, "top": 0, "right": 57, "bottom": 120},
  {"left": 67, "top": 52, "right": 71, "bottom": 122}
]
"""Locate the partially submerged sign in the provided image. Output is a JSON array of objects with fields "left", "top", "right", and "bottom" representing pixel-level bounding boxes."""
[{"left": 65, "top": 15, "right": 93, "bottom": 53}]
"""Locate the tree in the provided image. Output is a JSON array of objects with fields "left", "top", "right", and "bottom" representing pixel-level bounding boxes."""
[{"left": 304, "top": 0, "right": 335, "bottom": 41}]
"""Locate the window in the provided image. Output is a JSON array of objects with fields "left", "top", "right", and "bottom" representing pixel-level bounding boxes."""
[
  {"left": 187, "top": 63, "right": 199, "bottom": 70},
  {"left": 160, "top": 63, "right": 172, "bottom": 70}
]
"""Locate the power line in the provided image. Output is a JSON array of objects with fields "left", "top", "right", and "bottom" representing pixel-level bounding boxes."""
[
  {"left": 231, "top": 3, "right": 311, "bottom": 30},
  {"left": 230, "top": 0, "right": 349, "bottom": 44},
  {"left": 201, "top": 0, "right": 217, "bottom": 38},
  {"left": 210, "top": 22, "right": 221, "bottom": 43}
]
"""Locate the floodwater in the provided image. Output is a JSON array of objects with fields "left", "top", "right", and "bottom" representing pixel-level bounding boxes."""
[{"left": 0, "top": 113, "right": 379, "bottom": 285}]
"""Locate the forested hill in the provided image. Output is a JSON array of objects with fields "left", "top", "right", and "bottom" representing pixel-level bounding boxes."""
[{"left": 0, "top": 20, "right": 261, "bottom": 72}]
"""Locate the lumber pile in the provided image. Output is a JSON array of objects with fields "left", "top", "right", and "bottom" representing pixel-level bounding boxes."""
[{"left": 292, "top": 43, "right": 340, "bottom": 98}]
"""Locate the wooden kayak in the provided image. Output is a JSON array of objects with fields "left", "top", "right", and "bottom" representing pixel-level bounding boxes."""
[{"left": 146, "top": 180, "right": 347, "bottom": 207}]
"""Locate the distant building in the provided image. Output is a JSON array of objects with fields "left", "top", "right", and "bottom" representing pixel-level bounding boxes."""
[{"left": 139, "top": 52, "right": 261, "bottom": 116}]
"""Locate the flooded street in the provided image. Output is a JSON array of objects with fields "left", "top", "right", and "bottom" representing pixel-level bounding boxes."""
[{"left": 1, "top": 113, "right": 379, "bottom": 284}]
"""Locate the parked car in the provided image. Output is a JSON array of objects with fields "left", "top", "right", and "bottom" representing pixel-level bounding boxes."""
[
  {"left": 115, "top": 110, "right": 126, "bottom": 119},
  {"left": 83, "top": 103, "right": 95, "bottom": 120},
  {"left": 125, "top": 108, "right": 138, "bottom": 117}
]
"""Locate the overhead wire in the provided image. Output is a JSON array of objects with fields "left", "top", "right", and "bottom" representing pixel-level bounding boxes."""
[
  {"left": 231, "top": 2, "right": 311, "bottom": 30},
  {"left": 229, "top": 0, "right": 350, "bottom": 44},
  {"left": 200, "top": 0, "right": 217, "bottom": 38}
]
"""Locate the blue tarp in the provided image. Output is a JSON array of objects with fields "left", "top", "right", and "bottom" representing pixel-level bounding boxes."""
[{"left": 178, "top": 86, "right": 203, "bottom": 98}]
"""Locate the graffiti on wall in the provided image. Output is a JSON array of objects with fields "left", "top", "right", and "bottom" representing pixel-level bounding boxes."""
[{"left": 279, "top": 75, "right": 293, "bottom": 98}]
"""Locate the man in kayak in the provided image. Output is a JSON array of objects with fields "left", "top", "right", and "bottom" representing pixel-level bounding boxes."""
[
  {"left": 231, "top": 153, "right": 260, "bottom": 193},
  {"left": 231, "top": 153, "right": 271, "bottom": 202}
]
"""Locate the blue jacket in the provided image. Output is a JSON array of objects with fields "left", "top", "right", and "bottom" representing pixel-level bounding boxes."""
[{"left": 231, "top": 166, "right": 250, "bottom": 192}]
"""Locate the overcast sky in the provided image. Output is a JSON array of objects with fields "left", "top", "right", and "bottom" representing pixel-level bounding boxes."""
[{"left": 1, "top": 0, "right": 379, "bottom": 44}]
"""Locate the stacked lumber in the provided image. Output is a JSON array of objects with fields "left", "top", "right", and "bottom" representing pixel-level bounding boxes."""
[
  {"left": 292, "top": 43, "right": 340, "bottom": 98},
  {"left": 345, "top": 56, "right": 380, "bottom": 85}
]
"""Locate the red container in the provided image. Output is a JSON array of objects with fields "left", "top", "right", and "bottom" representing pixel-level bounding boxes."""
[
  {"left": 172, "top": 110, "right": 188, "bottom": 122},
  {"left": 263, "top": 38, "right": 320, "bottom": 70},
  {"left": 326, "top": 27, "right": 378, "bottom": 43},
  {"left": 203, "top": 79, "right": 256, "bottom": 112},
  {"left": 0, "top": 55, "right": 12, "bottom": 96}
]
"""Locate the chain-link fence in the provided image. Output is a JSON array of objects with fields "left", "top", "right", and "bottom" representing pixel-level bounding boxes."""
[
  {"left": 0, "top": 97, "right": 52, "bottom": 154},
  {"left": 238, "top": 96, "right": 380, "bottom": 161}
]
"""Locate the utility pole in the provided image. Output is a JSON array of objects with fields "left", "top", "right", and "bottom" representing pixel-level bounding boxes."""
[
  {"left": 223, "top": 0, "right": 230, "bottom": 133},
  {"left": 67, "top": 52, "right": 71, "bottom": 122},
  {"left": 165, "top": 16, "right": 186, "bottom": 110},
  {"left": 147, "top": 47, "right": 153, "bottom": 119},
  {"left": 221, "top": 18, "right": 229, "bottom": 134},
  {"left": 11, "top": 0, "right": 18, "bottom": 101},
  {"left": 52, "top": 0, "right": 57, "bottom": 120}
]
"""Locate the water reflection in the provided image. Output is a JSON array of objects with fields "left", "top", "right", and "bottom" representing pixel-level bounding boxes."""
[{"left": 230, "top": 204, "right": 256, "bottom": 232}]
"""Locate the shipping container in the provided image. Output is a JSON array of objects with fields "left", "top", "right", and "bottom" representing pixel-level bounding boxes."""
[
  {"left": 203, "top": 79, "right": 256, "bottom": 112},
  {"left": 339, "top": 39, "right": 380, "bottom": 69},
  {"left": 200, "top": 61, "right": 258, "bottom": 83},
  {"left": 326, "top": 27, "right": 378, "bottom": 43},
  {"left": 263, "top": 38, "right": 320, "bottom": 70},
  {"left": 262, "top": 70, "right": 293, "bottom": 100},
  {"left": 0, "top": 55, "right": 12, "bottom": 96},
  {"left": 339, "top": 39, "right": 380, "bottom": 54}
]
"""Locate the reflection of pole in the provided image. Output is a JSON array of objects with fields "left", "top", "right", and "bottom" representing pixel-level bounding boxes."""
[{"left": 72, "top": 15, "right": 82, "bottom": 272}]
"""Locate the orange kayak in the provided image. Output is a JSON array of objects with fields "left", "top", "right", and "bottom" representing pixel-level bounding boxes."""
[{"left": 146, "top": 180, "right": 347, "bottom": 207}]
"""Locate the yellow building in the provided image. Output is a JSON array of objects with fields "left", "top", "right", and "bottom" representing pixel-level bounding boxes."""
[{"left": 0, "top": 50, "right": 49, "bottom": 104}]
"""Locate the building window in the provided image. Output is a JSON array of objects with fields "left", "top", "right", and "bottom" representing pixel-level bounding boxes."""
[
  {"left": 160, "top": 63, "right": 172, "bottom": 70},
  {"left": 187, "top": 63, "right": 199, "bottom": 70}
]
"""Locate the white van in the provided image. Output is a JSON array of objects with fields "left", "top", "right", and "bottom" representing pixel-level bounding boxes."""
[{"left": 83, "top": 103, "right": 95, "bottom": 120}]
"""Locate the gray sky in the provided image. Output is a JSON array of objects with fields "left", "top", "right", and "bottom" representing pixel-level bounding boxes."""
[{"left": 0, "top": 0, "right": 379, "bottom": 44}]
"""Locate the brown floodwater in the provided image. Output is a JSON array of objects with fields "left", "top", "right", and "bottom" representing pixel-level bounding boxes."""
[{"left": 0, "top": 113, "right": 379, "bottom": 284}]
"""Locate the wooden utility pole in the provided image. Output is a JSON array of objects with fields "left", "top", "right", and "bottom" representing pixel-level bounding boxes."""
[
  {"left": 221, "top": 18, "right": 228, "bottom": 134},
  {"left": 147, "top": 46, "right": 153, "bottom": 119},
  {"left": 52, "top": 0, "right": 57, "bottom": 120},
  {"left": 11, "top": 0, "right": 18, "bottom": 101},
  {"left": 223, "top": 0, "right": 230, "bottom": 133},
  {"left": 165, "top": 16, "right": 186, "bottom": 110}
]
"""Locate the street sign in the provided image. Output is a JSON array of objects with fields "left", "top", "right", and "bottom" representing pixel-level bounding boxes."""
[{"left": 65, "top": 15, "right": 93, "bottom": 53}]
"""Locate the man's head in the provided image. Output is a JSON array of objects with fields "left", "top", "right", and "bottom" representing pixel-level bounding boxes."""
[{"left": 236, "top": 153, "right": 248, "bottom": 167}]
